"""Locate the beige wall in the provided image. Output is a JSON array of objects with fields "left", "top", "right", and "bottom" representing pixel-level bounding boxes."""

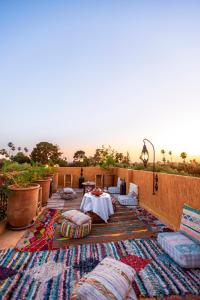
[
  {"left": 56, "top": 167, "right": 200, "bottom": 230},
  {"left": 132, "top": 170, "right": 200, "bottom": 230}
]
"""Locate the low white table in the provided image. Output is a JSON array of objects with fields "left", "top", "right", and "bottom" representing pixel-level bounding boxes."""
[{"left": 80, "top": 192, "right": 114, "bottom": 223}]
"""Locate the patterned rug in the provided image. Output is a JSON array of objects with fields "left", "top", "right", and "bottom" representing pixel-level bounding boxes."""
[
  {"left": 16, "top": 202, "right": 173, "bottom": 251},
  {"left": 1, "top": 239, "right": 199, "bottom": 299},
  {"left": 133, "top": 206, "right": 173, "bottom": 232},
  {"left": 15, "top": 209, "right": 61, "bottom": 252}
]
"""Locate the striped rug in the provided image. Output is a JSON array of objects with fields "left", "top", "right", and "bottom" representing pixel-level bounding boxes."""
[{"left": 0, "top": 239, "right": 199, "bottom": 299}]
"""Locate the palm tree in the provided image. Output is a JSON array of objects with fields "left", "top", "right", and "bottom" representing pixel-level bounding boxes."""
[
  {"left": 168, "top": 151, "right": 172, "bottom": 163},
  {"left": 24, "top": 147, "right": 29, "bottom": 153},
  {"left": 161, "top": 149, "right": 166, "bottom": 164},
  {"left": 180, "top": 152, "right": 187, "bottom": 163}
]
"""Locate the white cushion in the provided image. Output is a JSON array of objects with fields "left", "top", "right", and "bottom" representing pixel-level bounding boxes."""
[
  {"left": 128, "top": 183, "right": 138, "bottom": 197},
  {"left": 63, "top": 187, "right": 74, "bottom": 193},
  {"left": 117, "top": 177, "right": 122, "bottom": 188},
  {"left": 73, "top": 257, "right": 137, "bottom": 300},
  {"left": 157, "top": 232, "right": 200, "bottom": 268}
]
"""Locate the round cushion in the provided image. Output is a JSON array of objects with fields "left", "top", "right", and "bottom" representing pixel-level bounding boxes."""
[
  {"left": 59, "top": 188, "right": 77, "bottom": 200},
  {"left": 61, "top": 220, "right": 92, "bottom": 239}
]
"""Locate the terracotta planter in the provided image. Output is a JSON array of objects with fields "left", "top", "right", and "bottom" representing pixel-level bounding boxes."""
[
  {"left": 34, "top": 178, "right": 51, "bottom": 206},
  {"left": 7, "top": 183, "right": 40, "bottom": 229},
  {"left": 52, "top": 173, "right": 58, "bottom": 192}
]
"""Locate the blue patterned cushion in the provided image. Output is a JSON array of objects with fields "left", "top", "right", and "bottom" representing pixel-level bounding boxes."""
[
  {"left": 180, "top": 204, "right": 200, "bottom": 244},
  {"left": 118, "top": 195, "right": 138, "bottom": 206},
  {"left": 107, "top": 186, "right": 120, "bottom": 194},
  {"left": 157, "top": 232, "right": 200, "bottom": 268}
]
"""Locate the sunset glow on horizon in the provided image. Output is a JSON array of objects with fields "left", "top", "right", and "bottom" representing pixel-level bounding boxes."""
[{"left": 0, "top": 1, "right": 200, "bottom": 162}]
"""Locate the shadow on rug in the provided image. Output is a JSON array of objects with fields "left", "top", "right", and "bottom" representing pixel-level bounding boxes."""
[{"left": 1, "top": 239, "right": 199, "bottom": 299}]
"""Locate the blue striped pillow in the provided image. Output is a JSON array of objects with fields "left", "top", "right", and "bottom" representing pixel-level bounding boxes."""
[{"left": 180, "top": 204, "right": 200, "bottom": 244}]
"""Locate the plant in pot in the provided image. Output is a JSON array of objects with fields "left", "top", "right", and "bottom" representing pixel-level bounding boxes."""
[
  {"left": 3, "top": 169, "right": 40, "bottom": 230},
  {"left": 32, "top": 165, "right": 53, "bottom": 207}
]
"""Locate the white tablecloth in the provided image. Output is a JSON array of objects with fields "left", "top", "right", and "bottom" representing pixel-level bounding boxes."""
[{"left": 80, "top": 192, "right": 114, "bottom": 223}]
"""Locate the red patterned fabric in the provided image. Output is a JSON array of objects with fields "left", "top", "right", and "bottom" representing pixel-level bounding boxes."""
[{"left": 120, "top": 255, "right": 151, "bottom": 272}]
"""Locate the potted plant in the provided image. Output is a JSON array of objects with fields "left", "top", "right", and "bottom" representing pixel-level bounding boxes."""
[
  {"left": 3, "top": 169, "right": 40, "bottom": 230},
  {"left": 32, "top": 165, "right": 52, "bottom": 206}
]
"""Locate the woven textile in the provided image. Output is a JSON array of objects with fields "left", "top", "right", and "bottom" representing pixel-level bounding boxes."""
[
  {"left": 157, "top": 232, "right": 200, "bottom": 268},
  {"left": 62, "top": 210, "right": 91, "bottom": 226},
  {"left": 61, "top": 219, "right": 92, "bottom": 239},
  {"left": 72, "top": 257, "right": 137, "bottom": 300},
  {"left": 180, "top": 204, "right": 200, "bottom": 244},
  {"left": 15, "top": 208, "right": 60, "bottom": 252},
  {"left": 1, "top": 239, "right": 199, "bottom": 299}
]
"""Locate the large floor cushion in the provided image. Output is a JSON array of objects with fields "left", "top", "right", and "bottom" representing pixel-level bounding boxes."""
[
  {"left": 59, "top": 188, "right": 77, "bottom": 200},
  {"left": 180, "top": 204, "right": 200, "bottom": 244},
  {"left": 157, "top": 232, "right": 200, "bottom": 268},
  {"left": 62, "top": 209, "right": 91, "bottom": 226},
  {"left": 107, "top": 177, "right": 121, "bottom": 194},
  {"left": 61, "top": 219, "right": 92, "bottom": 239},
  {"left": 71, "top": 257, "right": 137, "bottom": 300},
  {"left": 118, "top": 195, "right": 138, "bottom": 206}
]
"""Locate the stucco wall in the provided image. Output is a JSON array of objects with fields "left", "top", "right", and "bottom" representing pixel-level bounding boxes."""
[{"left": 132, "top": 170, "right": 200, "bottom": 230}]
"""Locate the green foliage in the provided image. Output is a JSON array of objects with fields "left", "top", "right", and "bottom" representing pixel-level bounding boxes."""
[
  {"left": 11, "top": 152, "right": 31, "bottom": 164},
  {"left": 30, "top": 142, "right": 62, "bottom": 164},
  {"left": 73, "top": 150, "right": 86, "bottom": 162},
  {"left": 1, "top": 161, "right": 32, "bottom": 172},
  {"left": 180, "top": 152, "right": 187, "bottom": 163}
]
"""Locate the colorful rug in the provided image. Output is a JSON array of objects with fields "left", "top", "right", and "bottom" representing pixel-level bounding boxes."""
[
  {"left": 1, "top": 239, "right": 200, "bottom": 299},
  {"left": 15, "top": 209, "right": 61, "bottom": 252},
  {"left": 16, "top": 203, "right": 173, "bottom": 251},
  {"left": 133, "top": 206, "right": 173, "bottom": 232}
]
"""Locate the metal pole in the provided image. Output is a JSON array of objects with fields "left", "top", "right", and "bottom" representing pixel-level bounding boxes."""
[{"left": 143, "top": 138, "right": 156, "bottom": 195}]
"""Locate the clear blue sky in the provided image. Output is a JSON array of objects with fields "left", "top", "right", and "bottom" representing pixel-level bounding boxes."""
[{"left": 0, "top": 0, "right": 200, "bottom": 161}]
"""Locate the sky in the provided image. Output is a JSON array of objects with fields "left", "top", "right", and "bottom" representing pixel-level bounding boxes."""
[{"left": 0, "top": 0, "right": 200, "bottom": 162}]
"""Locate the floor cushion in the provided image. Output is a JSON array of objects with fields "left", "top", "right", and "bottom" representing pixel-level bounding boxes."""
[
  {"left": 180, "top": 204, "right": 200, "bottom": 244},
  {"left": 118, "top": 195, "right": 138, "bottom": 206},
  {"left": 157, "top": 232, "right": 200, "bottom": 268},
  {"left": 71, "top": 257, "right": 137, "bottom": 300},
  {"left": 61, "top": 219, "right": 92, "bottom": 239},
  {"left": 62, "top": 210, "right": 91, "bottom": 226},
  {"left": 59, "top": 188, "right": 77, "bottom": 200}
]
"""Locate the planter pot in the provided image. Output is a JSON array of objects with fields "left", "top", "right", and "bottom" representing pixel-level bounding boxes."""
[
  {"left": 46, "top": 173, "right": 58, "bottom": 193},
  {"left": 52, "top": 173, "right": 58, "bottom": 192},
  {"left": 34, "top": 178, "right": 51, "bottom": 206},
  {"left": 7, "top": 183, "right": 40, "bottom": 229}
]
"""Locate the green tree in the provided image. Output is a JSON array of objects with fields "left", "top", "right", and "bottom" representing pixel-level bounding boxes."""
[
  {"left": 115, "top": 152, "right": 124, "bottom": 163},
  {"left": 30, "top": 142, "right": 62, "bottom": 165},
  {"left": 11, "top": 152, "right": 31, "bottom": 164},
  {"left": 73, "top": 150, "right": 86, "bottom": 162},
  {"left": 180, "top": 152, "right": 187, "bottom": 163},
  {"left": 122, "top": 151, "right": 131, "bottom": 166},
  {"left": 161, "top": 149, "right": 166, "bottom": 164},
  {"left": 168, "top": 151, "right": 172, "bottom": 163}
]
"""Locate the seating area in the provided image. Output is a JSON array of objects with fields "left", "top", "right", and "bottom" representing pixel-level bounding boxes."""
[{"left": 0, "top": 168, "right": 200, "bottom": 300}]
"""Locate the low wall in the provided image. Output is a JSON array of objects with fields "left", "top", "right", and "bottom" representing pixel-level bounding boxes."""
[{"left": 132, "top": 170, "right": 200, "bottom": 230}]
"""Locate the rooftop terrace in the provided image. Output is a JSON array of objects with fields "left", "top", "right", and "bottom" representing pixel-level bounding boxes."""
[{"left": 0, "top": 167, "right": 200, "bottom": 299}]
